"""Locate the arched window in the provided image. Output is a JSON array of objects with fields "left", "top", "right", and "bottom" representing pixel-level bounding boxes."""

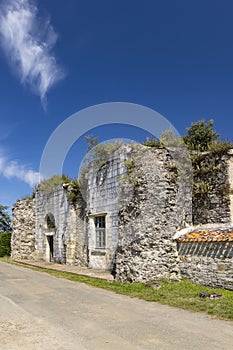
[{"left": 45, "top": 213, "right": 56, "bottom": 229}]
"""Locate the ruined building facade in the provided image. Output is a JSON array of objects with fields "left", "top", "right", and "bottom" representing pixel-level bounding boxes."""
[{"left": 11, "top": 145, "right": 233, "bottom": 289}]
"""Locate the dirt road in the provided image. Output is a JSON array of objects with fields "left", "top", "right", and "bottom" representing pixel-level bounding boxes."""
[{"left": 0, "top": 261, "right": 232, "bottom": 350}]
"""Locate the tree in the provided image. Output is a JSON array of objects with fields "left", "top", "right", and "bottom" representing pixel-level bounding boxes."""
[
  {"left": 182, "top": 119, "right": 220, "bottom": 152},
  {"left": 0, "top": 205, "right": 11, "bottom": 234}
]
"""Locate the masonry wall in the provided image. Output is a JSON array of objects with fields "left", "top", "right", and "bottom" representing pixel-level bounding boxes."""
[
  {"left": 228, "top": 149, "right": 233, "bottom": 225},
  {"left": 178, "top": 241, "right": 233, "bottom": 290},
  {"left": 11, "top": 147, "right": 233, "bottom": 289},
  {"left": 35, "top": 185, "right": 87, "bottom": 265},
  {"left": 85, "top": 145, "right": 129, "bottom": 270},
  {"left": 192, "top": 152, "right": 232, "bottom": 225},
  {"left": 115, "top": 146, "right": 193, "bottom": 282},
  {"left": 11, "top": 199, "right": 36, "bottom": 260}
]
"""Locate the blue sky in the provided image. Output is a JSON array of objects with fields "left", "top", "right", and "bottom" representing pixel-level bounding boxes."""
[{"left": 0, "top": 0, "right": 233, "bottom": 210}]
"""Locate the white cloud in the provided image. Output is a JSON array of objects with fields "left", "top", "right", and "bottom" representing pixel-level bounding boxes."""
[
  {"left": 0, "top": 0, "right": 65, "bottom": 103},
  {"left": 0, "top": 153, "right": 39, "bottom": 187}
]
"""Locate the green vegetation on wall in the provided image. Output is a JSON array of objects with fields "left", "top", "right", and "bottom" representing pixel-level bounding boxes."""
[
  {"left": 143, "top": 119, "right": 233, "bottom": 201},
  {"left": 143, "top": 130, "right": 182, "bottom": 148},
  {"left": 83, "top": 135, "right": 122, "bottom": 168},
  {"left": 38, "top": 174, "right": 71, "bottom": 195},
  {"left": 66, "top": 180, "right": 83, "bottom": 208},
  {"left": 182, "top": 119, "right": 220, "bottom": 152},
  {"left": 18, "top": 120, "right": 233, "bottom": 211},
  {"left": 143, "top": 119, "right": 232, "bottom": 153}
]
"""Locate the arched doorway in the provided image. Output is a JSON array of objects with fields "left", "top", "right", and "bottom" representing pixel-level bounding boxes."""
[{"left": 45, "top": 213, "right": 56, "bottom": 262}]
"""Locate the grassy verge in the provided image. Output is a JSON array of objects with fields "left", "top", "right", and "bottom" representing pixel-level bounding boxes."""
[{"left": 1, "top": 257, "right": 233, "bottom": 321}]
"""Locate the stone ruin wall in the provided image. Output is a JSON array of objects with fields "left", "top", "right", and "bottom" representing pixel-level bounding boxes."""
[
  {"left": 177, "top": 151, "right": 233, "bottom": 290},
  {"left": 35, "top": 185, "right": 87, "bottom": 266},
  {"left": 178, "top": 241, "right": 233, "bottom": 290},
  {"left": 115, "top": 146, "right": 193, "bottom": 282},
  {"left": 11, "top": 198, "right": 36, "bottom": 260},
  {"left": 85, "top": 145, "right": 131, "bottom": 270},
  {"left": 10, "top": 147, "right": 233, "bottom": 289},
  {"left": 228, "top": 149, "right": 233, "bottom": 225},
  {"left": 192, "top": 152, "right": 232, "bottom": 225}
]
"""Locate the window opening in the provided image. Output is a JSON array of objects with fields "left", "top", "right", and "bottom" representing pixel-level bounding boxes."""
[{"left": 95, "top": 216, "right": 106, "bottom": 249}]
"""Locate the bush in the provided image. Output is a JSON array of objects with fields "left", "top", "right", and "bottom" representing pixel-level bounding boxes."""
[
  {"left": 182, "top": 119, "right": 220, "bottom": 152},
  {"left": 38, "top": 174, "right": 71, "bottom": 195},
  {"left": 142, "top": 137, "right": 163, "bottom": 147},
  {"left": 143, "top": 130, "right": 183, "bottom": 148},
  {"left": 0, "top": 232, "right": 11, "bottom": 257}
]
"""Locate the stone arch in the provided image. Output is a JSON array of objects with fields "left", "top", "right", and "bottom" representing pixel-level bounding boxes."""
[{"left": 45, "top": 213, "right": 56, "bottom": 229}]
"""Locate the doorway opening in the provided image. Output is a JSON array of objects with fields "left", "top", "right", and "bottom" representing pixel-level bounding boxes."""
[
  {"left": 47, "top": 235, "right": 54, "bottom": 262},
  {"left": 45, "top": 213, "right": 56, "bottom": 262}
]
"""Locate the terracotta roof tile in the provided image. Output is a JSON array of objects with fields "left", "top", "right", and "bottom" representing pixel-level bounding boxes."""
[{"left": 177, "top": 227, "right": 233, "bottom": 243}]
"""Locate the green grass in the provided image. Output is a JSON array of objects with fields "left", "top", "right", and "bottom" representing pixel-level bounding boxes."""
[{"left": 1, "top": 257, "right": 233, "bottom": 321}]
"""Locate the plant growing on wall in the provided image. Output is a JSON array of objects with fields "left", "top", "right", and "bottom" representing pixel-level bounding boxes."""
[
  {"left": 188, "top": 123, "right": 232, "bottom": 224},
  {"left": 143, "top": 119, "right": 232, "bottom": 154},
  {"left": 64, "top": 136, "right": 123, "bottom": 208},
  {"left": 79, "top": 135, "right": 123, "bottom": 194},
  {"left": 65, "top": 180, "right": 84, "bottom": 209},
  {"left": 182, "top": 119, "right": 220, "bottom": 152},
  {"left": 142, "top": 130, "right": 183, "bottom": 148},
  {"left": 124, "top": 159, "right": 135, "bottom": 175},
  {"left": 188, "top": 122, "right": 232, "bottom": 201},
  {"left": 38, "top": 174, "right": 71, "bottom": 195},
  {"left": 37, "top": 174, "right": 85, "bottom": 210},
  {"left": 83, "top": 135, "right": 122, "bottom": 168},
  {"left": 142, "top": 119, "right": 233, "bottom": 223},
  {"left": 142, "top": 137, "right": 163, "bottom": 147}
]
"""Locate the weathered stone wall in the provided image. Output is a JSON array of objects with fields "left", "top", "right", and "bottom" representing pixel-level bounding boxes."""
[
  {"left": 178, "top": 241, "right": 233, "bottom": 290},
  {"left": 11, "top": 146, "right": 233, "bottom": 289},
  {"left": 228, "top": 149, "right": 233, "bottom": 225},
  {"left": 115, "top": 146, "right": 192, "bottom": 282},
  {"left": 192, "top": 152, "right": 231, "bottom": 225},
  {"left": 66, "top": 200, "right": 87, "bottom": 267},
  {"left": 176, "top": 148, "right": 233, "bottom": 290},
  {"left": 35, "top": 185, "right": 87, "bottom": 265},
  {"left": 11, "top": 199, "right": 36, "bottom": 260},
  {"left": 85, "top": 145, "right": 130, "bottom": 270}
]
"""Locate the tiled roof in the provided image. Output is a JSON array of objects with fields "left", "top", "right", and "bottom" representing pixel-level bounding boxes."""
[{"left": 177, "top": 227, "right": 233, "bottom": 243}]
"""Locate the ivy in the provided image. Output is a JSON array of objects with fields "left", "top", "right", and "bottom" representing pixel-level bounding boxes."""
[{"left": 66, "top": 180, "right": 84, "bottom": 208}]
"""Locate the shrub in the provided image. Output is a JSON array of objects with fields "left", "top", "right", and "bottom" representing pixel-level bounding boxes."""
[
  {"left": 38, "top": 174, "right": 71, "bottom": 195},
  {"left": 0, "top": 232, "right": 11, "bottom": 257},
  {"left": 143, "top": 130, "right": 183, "bottom": 148},
  {"left": 182, "top": 119, "right": 220, "bottom": 152},
  {"left": 142, "top": 137, "right": 163, "bottom": 147}
]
